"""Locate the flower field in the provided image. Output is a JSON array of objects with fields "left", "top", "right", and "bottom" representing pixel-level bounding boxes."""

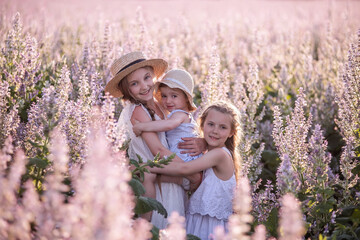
[{"left": 0, "top": 0, "right": 359, "bottom": 239}]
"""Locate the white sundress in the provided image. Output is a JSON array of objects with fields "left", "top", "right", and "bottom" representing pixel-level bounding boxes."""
[
  {"left": 185, "top": 147, "right": 236, "bottom": 240},
  {"left": 117, "top": 102, "right": 185, "bottom": 229}
]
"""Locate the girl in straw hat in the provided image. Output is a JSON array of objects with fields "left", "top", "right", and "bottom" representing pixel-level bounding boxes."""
[
  {"left": 132, "top": 69, "right": 204, "bottom": 197},
  {"left": 105, "top": 52, "right": 204, "bottom": 230}
]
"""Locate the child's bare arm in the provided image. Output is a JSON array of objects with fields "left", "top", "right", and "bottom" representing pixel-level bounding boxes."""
[
  {"left": 149, "top": 148, "right": 225, "bottom": 176},
  {"left": 133, "top": 112, "right": 188, "bottom": 136}
]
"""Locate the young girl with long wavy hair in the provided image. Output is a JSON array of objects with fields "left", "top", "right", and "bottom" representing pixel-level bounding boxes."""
[{"left": 148, "top": 101, "right": 242, "bottom": 239}]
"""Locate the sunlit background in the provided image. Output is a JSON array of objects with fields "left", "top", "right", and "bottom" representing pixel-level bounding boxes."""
[{"left": 1, "top": 0, "right": 360, "bottom": 239}]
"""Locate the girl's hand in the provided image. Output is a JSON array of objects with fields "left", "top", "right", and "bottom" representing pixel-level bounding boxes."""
[
  {"left": 132, "top": 120, "right": 142, "bottom": 137},
  {"left": 187, "top": 172, "right": 203, "bottom": 192},
  {"left": 178, "top": 137, "right": 207, "bottom": 156}
]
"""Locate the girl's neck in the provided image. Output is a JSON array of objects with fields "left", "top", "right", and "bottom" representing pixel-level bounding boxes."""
[
  {"left": 144, "top": 98, "right": 156, "bottom": 109},
  {"left": 145, "top": 98, "right": 165, "bottom": 120},
  {"left": 207, "top": 143, "right": 226, "bottom": 151}
]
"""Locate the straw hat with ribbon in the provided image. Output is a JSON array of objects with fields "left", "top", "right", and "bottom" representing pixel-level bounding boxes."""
[
  {"left": 155, "top": 69, "right": 197, "bottom": 111},
  {"left": 105, "top": 52, "right": 168, "bottom": 98}
]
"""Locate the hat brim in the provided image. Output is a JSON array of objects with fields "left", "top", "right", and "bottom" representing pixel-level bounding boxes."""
[
  {"left": 154, "top": 81, "right": 197, "bottom": 111},
  {"left": 105, "top": 59, "right": 168, "bottom": 98}
]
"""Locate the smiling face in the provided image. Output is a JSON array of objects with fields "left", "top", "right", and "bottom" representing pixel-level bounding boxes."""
[
  {"left": 159, "top": 86, "right": 190, "bottom": 112},
  {"left": 126, "top": 67, "right": 155, "bottom": 102},
  {"left": 202, "top": 109, "right": 233, "bottom": 150}
]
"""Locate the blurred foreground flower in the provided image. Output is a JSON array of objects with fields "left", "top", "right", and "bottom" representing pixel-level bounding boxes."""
[{"left": 278, "top": 193, "right": 306, "bottom": 240}]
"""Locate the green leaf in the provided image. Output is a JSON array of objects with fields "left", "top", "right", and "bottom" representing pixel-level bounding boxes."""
[
  {"left": 352, "top": 163, "right": 360, "bottom": 175},
  {"left": 35, "top": 133, "right": 43, "bottom": 141},
  {"left": 264, "top": 207, "right": 279, "bottom": 238},
  {"left": 151, "top": 226, "right": 159, "bottom": 240},
  {"left": 340, "top": 206, "right": 356, "bottom": 217},
  {"left": 336, "top": 217, "right": 352, "bottom": 226},
  {"left": 129, "top": 159, "right": 140, "bottom": 168},
  {"left": 351, "top": 209, "right": 360, "bottom": 224},
  {"left": 317, "top": 188, "right": 335, "bottom": 197},
  {"left": 355, "top": 226, "right": 360, "bottom": 238},
  {"left": 134, "top": 196, "right": 167, "bottom": 218},
  {"left": 334, "top": 234, "right": 355, "bottom": 240},
  {"left": 136, "top": 154, "right": 144, "bottom": 164},
  {"left": 186, "top": 234, "right": 201, "bottom": 240},
  {"left": 128, "top": 178, "right": 145, "bottom": 197},
  {"left": 28, "top": 157, "right": 48, "bottom": 169},
  {"left": 315, "top": 202, "right": 334, "bottom": 214},
  {"left": 154, "top": 152, "right": 160, "bottom": 161},
  {"left": 28, "top": 140, "right": 41, "bottom": 148}
]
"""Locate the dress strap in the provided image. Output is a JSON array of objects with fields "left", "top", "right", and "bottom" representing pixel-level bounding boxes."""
[
  {"left": 167, "top": 109, "right": 190, "bottom": 118},
  {"left": 221, "top": 147, "right": 232, "bottom": 158},
  {"left": 138, "top": 104, "right": 153, "bottom": 119}
]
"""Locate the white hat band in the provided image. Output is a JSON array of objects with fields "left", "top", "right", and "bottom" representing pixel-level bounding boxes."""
[{"left": 163, "top": 77, "right": 191, "bottom": 94}]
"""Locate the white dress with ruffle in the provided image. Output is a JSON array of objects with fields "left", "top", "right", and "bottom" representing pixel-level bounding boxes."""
[
  {"left": 185, "top": 147, "right": 236, "bottom": 240},
  {"left": 117, "top": 102, "right": 185, "bottom": 229}
]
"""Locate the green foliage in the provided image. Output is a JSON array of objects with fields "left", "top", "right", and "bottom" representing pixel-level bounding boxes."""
[
  {"left": 264, "top": 207, "right": 279, "bottom": 238},
  {"left": 126, "top": 153, "right": 180, "bottom": 239},
  {"left": 260, "top": 149, "right": 280, "bottom": 183},
  {"left": 134, "top": 196, "right": 168, "bottom": 218},
  {"left": 23, "top": 113, "right": 59, "bottom": 192},
  {"left": 128, "top": 153, "right": 174, "bottom": 219},
  {"left": 331, "top": 205, "right": 360, "bottom": 240},
  {"left": 151, "top": 226, "right": 160, "bottom": 240},
  {"left": 128, "top": 178, "right": 146, "bottom": 196},
  {"left": 186, "top": 234, "right": 201, "bottom": 240}
]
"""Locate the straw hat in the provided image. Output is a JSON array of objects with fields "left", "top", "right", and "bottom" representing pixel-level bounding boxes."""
[
  {"left": 104, "top": 52, "right": 168, "bottom": 98},
  {"left": 155, "top": 69, "right": 197, "bottom": 111}
]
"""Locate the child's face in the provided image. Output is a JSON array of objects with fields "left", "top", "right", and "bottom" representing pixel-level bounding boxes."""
[
  {"left": 159, "top": 86, "right": 189, "bottom": 112},
  {"left": 126, "top": 67, "right": 155, "bottom": 102},
  {"left": 202, "top": 109, "right": 233, "bottom": 150}
]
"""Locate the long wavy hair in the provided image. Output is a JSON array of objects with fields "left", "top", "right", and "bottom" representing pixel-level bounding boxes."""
[
  {"left": 117, "top": 66, "right": 156, "bottom": 120},
  {"left": 199, "top": 101, "right": 242, "bottom": 182}
]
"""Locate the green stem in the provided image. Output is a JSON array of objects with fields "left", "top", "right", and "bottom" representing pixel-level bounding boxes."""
[{"left": 35, "top": 166, "right": 42, "bottom": 191}]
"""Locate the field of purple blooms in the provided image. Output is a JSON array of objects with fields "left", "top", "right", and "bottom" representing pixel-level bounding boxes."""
[{"left": 0, "top": 0, "right": 359, "bottom": 239}]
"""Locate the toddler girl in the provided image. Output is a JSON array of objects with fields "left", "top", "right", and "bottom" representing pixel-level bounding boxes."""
[
  {"left": 133, "top": 68, "right": 203, "bottom": 165},
  {"left": 148, "top": 101, "right": 241, "bottom": 239}
]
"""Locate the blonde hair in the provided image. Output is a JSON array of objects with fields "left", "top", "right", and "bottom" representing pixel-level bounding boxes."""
[{"left": 199, "top": 101, "right": 242, "bottom": 182}]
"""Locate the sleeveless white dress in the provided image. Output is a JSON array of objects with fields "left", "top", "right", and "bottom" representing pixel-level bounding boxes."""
[
  {"left": 117, "top": 102, "right": 185, "bottom": 229},
  {"left": 186, "top": 147, "right": 236, "bottom": 240}
]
